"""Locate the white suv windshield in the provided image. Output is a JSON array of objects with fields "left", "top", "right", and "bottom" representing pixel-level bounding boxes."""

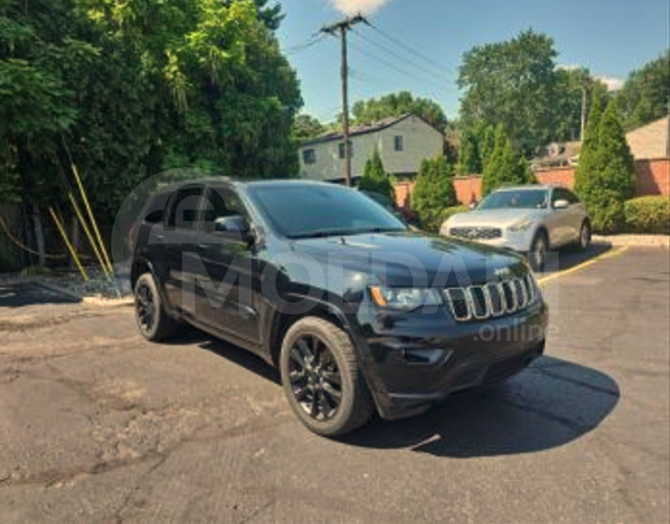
[{"left": 478, "top": 189, "right": 549, "bottom": 210}]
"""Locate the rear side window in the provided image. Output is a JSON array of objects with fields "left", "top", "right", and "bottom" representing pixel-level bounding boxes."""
[{"left": 166, "top": 187, "right": 206, "bottom": 230}]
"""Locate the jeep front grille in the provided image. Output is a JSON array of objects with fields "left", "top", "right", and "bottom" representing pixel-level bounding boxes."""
[{"left": 444, "top": 274, "right": 539, "bottom": 322}]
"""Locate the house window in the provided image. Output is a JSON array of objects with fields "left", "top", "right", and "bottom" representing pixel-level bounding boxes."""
[
  {"left": 338, "top": 142, "right": 353, "bottom": 159},
  {"left": 303, "top": 148, "right": 316, "bottom": 165},
  {"left": 394, "top": 136, "right": 404, "bottom": 152}
]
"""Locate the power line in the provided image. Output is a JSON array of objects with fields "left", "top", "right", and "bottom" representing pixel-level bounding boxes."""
[
  {"left": 348, "top": 39, "right": 449, "bottom": 92},
  {"left": 367, "top": 22, "right": 459, "bottom": 77},
  {"left": 352, "top": 29, "right": 452, "bottom": 85},
  {"left": 284, "top": 34, "right": 327, "bottom": 56}
]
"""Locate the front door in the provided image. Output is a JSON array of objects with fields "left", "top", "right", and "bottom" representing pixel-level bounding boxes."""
[{"left": 194, "top": 186, "right": 262, "bottom": 345}]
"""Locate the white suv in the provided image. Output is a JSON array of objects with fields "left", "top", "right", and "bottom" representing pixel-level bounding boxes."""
[{"left": 441, "top": 185, "right": 591, "bottom": 270}]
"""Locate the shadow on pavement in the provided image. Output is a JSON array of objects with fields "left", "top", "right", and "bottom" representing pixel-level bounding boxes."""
[
  {"left": 342, "top": 356, "right": 619, "bottom": 457},
  {"left": 541, "top": 243, "right": 612, "bottom": 276},
  {"left": 0, "top": 283, "right": 81, "bottom": 308}
]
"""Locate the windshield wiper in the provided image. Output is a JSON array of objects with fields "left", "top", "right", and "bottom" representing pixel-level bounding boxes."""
[
  {"left": 290, "top": 227, "right": 404, "bottom": 240},
  {"left": 290, "top": 229, "right": 358, "bottom": 240}
]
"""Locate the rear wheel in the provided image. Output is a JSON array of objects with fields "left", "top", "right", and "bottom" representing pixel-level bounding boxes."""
[
  {"left": 529, "top": 231, "right": 549, "bottom": 272},
  {"left": 279, "top": 317, "right": 374, "bottom": 437},
  {"left": 578, "top": 220, "right": 592, "bottom": 252},
  {"left": 134, "top": 273, "right": 179, "bottom": 342}
]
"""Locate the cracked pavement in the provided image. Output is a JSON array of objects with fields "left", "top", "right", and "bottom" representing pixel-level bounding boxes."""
[{"left": 0, "top": 248, "right": 668, "bottom": 524}]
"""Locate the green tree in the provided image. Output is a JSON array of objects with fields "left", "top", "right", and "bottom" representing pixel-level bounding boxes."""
[
  {"left": 358, "top": 149, "right": 396, "bottom": 203},
  {"left": 411, "top": 155, "right": 457, "bottom": 229},
  {"left": 458, "top": 30, "right": 558, "bottom": 155},
  {"left": 293, "top": 114, "right": 324, "bottom": 141},
  {"left": 352, "top": 91, "right": 448, "bottom": 132},
  {"left": 575, "top": 100, "right": 635, "bottom": 232},
  {"left": 482, "top": 125, "right": 536, "bottom": 196},
  {"left": 457, "top": 130, "right": 482, "bottom": 175},
  {"left": 616, "top": 50, "right": 669, "bottom": 130},
  {"left": 0, "top": 0, "right": 302, "bottom": 227},
  {"left": 479, "top": 125, "right": 497, "bottom": 169}
]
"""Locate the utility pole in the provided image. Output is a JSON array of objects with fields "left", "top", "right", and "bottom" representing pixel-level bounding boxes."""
[
  {"left": 580, "top": 85, "right": 588, "bottom": 141},
  {"left": 321, "top": 14, "right": 367, "bottom": 187}
]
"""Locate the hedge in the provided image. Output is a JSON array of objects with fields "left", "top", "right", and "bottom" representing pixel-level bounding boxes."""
[
  {"left": 623, "top": 196, "right": 670, "bottom": 235},
  {"left": 421, "top": 205, "right": 470, "bottom": 233}
]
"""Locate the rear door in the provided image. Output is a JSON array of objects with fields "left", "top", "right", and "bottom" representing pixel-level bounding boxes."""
[{"left": 162, "top": 186, "right": 208, "bottom": 314}]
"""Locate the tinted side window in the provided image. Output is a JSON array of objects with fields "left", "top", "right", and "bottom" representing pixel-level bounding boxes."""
[
  {"left": 167, "top": 188, "right": 206, "bottom": 230},
  {"left": 565, "top": 189, "right": 581, "bottom": 204},
  {"left": 201, "top": 187, "right": 250, "bottom": 224},
  {"left": 552, "top": 188, "right": 572, "bottom": 206}
]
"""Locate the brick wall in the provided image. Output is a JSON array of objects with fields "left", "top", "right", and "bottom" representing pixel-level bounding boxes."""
[
  {"left": 635, "top": 158, "right": 670, "bottom": 197},
  {"left": 395, "top": 158, "right": 670, "bottom": 208}
]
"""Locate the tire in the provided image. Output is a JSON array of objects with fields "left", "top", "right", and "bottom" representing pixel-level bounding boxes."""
[
  {"left": 577, "top": 220, "right": 592, "bottom": 252},
  {"left": 134, "top": 273, "right": 179, "bottom": 342},
  {"left": 279, "top": 317, "right": 374, "bottom": 437},
  {"left": 529, "top": 231, "right": 549, "bottom": 272}
]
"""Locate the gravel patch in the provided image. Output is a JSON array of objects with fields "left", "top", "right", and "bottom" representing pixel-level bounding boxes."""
[{"left": 36, "top": 268, "right": 134, "bottom": 307}]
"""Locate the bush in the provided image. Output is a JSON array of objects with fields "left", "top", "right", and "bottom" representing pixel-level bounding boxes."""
[
  {"left": 576, "top": 100, "right": 636, "bottom": 233},
  {"left": 421, "top": 205, "right": 469, "bottom": 233},
  {"left": 359, "top": 150, "right": 396, "bottom": 203},
  {"left": 412, "top": 155, "right": 458, "bottom": 228},
  {"left": 624, "top": 196, "right": 670, "bottom": 235},
  {"left": 482, "top": 125, "right": 535, "bottom": 196}
]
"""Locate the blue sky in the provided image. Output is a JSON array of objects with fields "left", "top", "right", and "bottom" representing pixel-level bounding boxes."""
[{"left": 276, "top": 0, "right": 670, "bottom": 123}]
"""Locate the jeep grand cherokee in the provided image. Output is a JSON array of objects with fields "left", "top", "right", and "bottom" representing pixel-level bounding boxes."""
[{"left": 131, "top": 179, "right": 549, "bottom": 437}]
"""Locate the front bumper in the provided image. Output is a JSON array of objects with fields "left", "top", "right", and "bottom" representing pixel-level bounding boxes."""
[
  {"left": 463, "top": 229, "right": 536, "bottom": 253},
  {"left": 352, "top": 300, "right": 549, "bottom": 420}
]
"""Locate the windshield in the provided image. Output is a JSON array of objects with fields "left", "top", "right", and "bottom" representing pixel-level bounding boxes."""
[
  {"left": 248, "top": 184, "right": 407, "bottom": 239},
  {"left": 478, "top": 189, "right": 549, "bottom": 210}
]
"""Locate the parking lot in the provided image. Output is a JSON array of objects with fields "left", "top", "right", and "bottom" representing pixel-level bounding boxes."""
[{"left": 1, "top": 247, "right": 668, "bottom": 524}]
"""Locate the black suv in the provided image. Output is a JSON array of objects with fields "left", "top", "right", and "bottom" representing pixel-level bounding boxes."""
[{"left": 131, "top": 179, "right": 548, "bottom": 437}]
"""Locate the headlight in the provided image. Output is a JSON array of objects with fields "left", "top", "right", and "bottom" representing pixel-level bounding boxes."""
[
  {"left": 369, "top": 287, "right": 443, "bottom": 311},
  {"left": 508, "top": 218, "right": 534, "bottom": 232}
]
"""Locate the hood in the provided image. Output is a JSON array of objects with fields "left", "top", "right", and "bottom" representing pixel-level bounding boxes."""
[
  {"left": 446, "top": 209, "right": 546, "bottom": 229},
  {"left": 291, "top": 231, "right": 525, "bottom": 288}
]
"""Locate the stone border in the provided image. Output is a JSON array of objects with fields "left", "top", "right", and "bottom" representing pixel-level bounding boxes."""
[{"left": 593, "top": 234, "right": 670, "bottom": 248}]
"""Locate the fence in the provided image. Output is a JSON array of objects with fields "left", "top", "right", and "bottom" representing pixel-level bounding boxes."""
[{"left": 395, "top": 158, "right": 670, "bottom": 208}]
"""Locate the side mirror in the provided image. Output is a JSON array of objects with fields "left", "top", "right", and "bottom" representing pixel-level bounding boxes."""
[
  {"left": 553, "top": 199, "right": 570, "bottom": 210},
  {"left": 213, "top": 215, "right": 251, "bottom": 242}
]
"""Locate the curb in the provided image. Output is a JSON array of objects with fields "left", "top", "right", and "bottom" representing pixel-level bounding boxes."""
[
  {"left": 35, "top": 281, "right": 134, "bottom": 308},
  {"left": 592, "top": 235, "right": 670, "bottom": 248}
]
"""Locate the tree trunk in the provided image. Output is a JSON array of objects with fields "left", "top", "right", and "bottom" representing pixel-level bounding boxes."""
[{"left": 31, "top": 204, "right": 46, "bottom": 268}]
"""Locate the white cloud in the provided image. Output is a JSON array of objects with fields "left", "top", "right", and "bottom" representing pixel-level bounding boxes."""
[
  {"left": 595, "top": 75, "right": 625, "bottom": 92},
  {"left": 329, "top": 0, "right": 391, "bottom": 16}
]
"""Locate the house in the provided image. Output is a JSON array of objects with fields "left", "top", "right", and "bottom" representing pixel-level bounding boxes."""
[
  {"left": 298, "top": 114, "right": 444, "bottom": 182},
  {"left": 626, "top": 116, "right": 670, "bottom": 160},
  {"left": 532, "top": 141, "right": 582, "bottom": 170}
]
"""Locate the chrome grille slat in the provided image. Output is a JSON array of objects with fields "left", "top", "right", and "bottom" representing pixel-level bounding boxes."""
[{"left": 444, "top": 274, "right": 539, "bottom": 323}]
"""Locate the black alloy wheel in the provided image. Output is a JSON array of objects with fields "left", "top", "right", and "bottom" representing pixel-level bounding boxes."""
[
  {"left": 136, "top": 282, "right": 156, "bottom": 336},
  {"left": 288, "top": 334, "right": 343, "bottom": 421}
]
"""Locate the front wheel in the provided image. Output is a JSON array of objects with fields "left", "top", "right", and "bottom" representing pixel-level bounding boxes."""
[
  {"left": 279, "top": 317, "right": 374, "bottom": 437},
  {"left": 529, "top": 231, "right": 549, "bottom": 272}
]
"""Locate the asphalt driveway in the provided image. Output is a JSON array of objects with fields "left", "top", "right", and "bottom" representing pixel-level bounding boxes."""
[{"left": 0, "top": 248, "right": 668, "bottom": 524}]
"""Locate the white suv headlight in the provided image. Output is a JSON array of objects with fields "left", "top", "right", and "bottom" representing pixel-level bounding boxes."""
[{"left": 508, "top": 218, "right": 534, "bottom": 232}]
